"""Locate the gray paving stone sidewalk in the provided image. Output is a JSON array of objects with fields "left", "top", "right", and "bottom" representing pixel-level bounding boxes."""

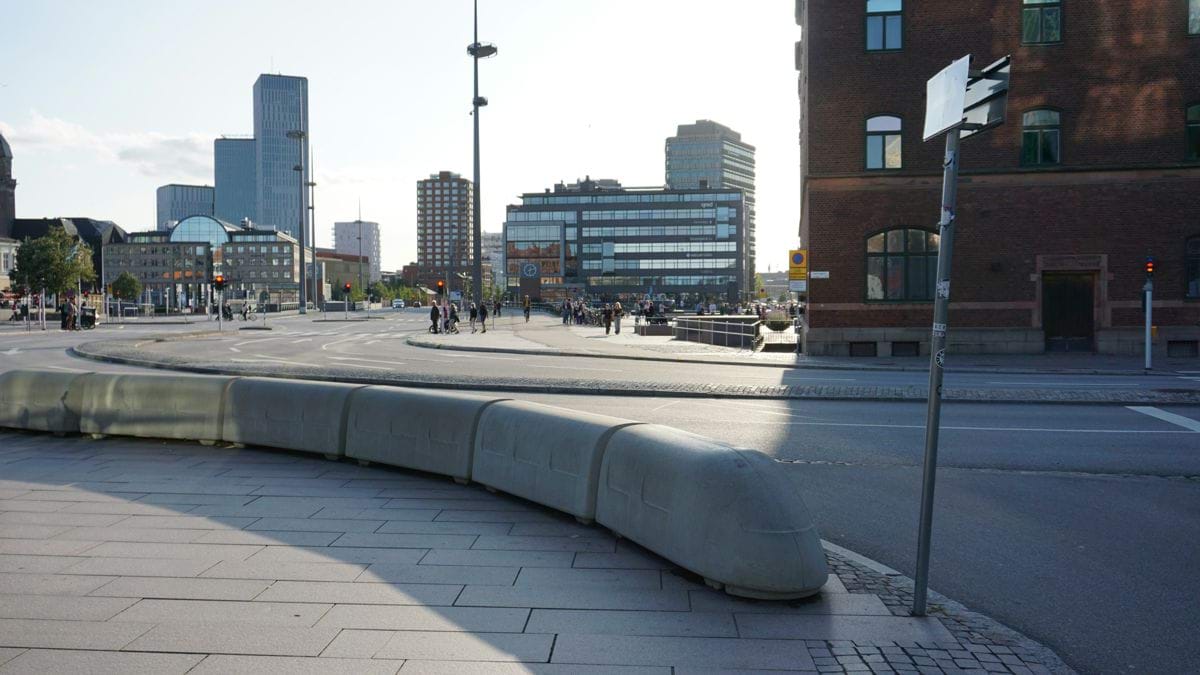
[{"left": 0, "top": 431, "right": 1073, "bottom": 673}]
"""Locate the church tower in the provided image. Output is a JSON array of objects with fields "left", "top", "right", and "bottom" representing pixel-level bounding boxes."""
[{"left": 0, "top": 133, "right": 15, "bottom": 239}]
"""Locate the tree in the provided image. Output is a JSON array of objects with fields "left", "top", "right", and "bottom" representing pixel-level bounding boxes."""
[
  {"left": 753, "top": 272, "right": 767, "bottom": 298},
  {"left": 9, "top": 227, "right": 95, "bottom": 295},
  {"left": 111, "top": 271, "right": 142, "bottom": 301}
]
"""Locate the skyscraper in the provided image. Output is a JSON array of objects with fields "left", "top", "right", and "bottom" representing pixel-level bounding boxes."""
[
  {"left": 665, "top": 120, "right": 757, "bottom": 282},
  {"left": 214, "top": 137, "right": 256, "bottom": 226},
  {"left": 155, "top": 184, "right": 214, "bottom": 231},
  {"left": 0, "top": 132, "right": 15, "bottom": 239},
  {"left": 416, "top": 171, "right": 474, "bottom": 271},
  {"left": 253, "top": 74, "right": 309, "bottom": 239},
  {"left": 333, "top": 219, "right": 382, "bottom": 284}
]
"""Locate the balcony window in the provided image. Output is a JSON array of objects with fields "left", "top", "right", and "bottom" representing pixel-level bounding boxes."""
[
  {"left": 1023, "top": 0, "right": 1062, "bottom": 44},
  {"left": 866, "top": 116, "right": 903, "bottom": 170},
  {"left": 866, "top": 0, "right": 902, "bottom": 51}
]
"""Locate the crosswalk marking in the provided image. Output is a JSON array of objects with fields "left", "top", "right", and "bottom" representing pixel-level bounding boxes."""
[{"left": 1126, "top": 406, "right": 1200, "bottom": 432}]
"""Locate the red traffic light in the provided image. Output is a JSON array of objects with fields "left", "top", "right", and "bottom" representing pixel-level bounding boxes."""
[
  {"left": 436, "top": 280, "right": 445, "bottom": 290},
  {"left": 213, "top": 274, "right": 226, "bottom": 290},
  {"left": 1144, "top": 258, "right": 1155, "bottom": 277},
  {"left": 343, "top": 282, "right": 352, "bottom": 292}
]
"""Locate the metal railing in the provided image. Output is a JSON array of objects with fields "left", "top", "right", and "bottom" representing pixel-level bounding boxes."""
[{"left": 673, "top": 317, "right": 762, "bottom": 349}]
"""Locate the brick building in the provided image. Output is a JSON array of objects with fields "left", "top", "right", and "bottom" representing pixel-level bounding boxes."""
[{"left": 796, "top": 0, "right": 1200, "bottom": 357}]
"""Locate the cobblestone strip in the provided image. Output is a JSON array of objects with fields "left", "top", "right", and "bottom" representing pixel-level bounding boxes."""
[
  {"left": 823, "top": 546, "right": 1076, "bottom": 675},
  {"left": 73, "top": 339, "right": 1200, "bottom": 405}
]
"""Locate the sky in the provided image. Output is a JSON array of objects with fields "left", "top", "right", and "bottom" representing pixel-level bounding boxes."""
[{"left": 0, "top": 0, "right": 802, "bottom": 272}]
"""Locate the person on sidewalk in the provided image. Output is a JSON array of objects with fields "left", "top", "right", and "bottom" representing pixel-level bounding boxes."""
[
  {"left": 523, "top": 295, "right": 531, "bottom": 323},
  {"left": 602, "top": 303, "right": 613, "bottom": 335},
  {"left": 478, "top": 300, "right": 488, "bottom": 333},
  {"left": 613, "top": 300, "right": 623, "bottom": 334},
  {"left": 469, "top": 302, "right": 478, "bottom": 333},
  {"left": 562, "top": 298, "right": 570, "bottom": 325},
  {"left": 429, "top": 304, "right": 441, "bottom": 334},
  {"left": 441, "top": 301, "right": 451, "bottom": 333}
]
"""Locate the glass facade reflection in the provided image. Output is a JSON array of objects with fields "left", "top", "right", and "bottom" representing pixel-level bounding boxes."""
[
  {"left": 504, "top": 178, "right": 748, "bottom": 302},
  {"left": 665, "top": 121, "right": 756, "bottom": 280},
  {"left": 254, "top": 74, "right": 308, "bottom": 239},
  {"left": 156, "top": 184, "right": 214, "bottom": 231},
  {"left": 214, "top": 138, "right": 257, "bottom": 225}
]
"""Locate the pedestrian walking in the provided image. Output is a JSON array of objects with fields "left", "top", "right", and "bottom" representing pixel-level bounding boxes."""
[
  {"left": 478, "top": 300, "right": 489, "bottom": 333},
  {"left": 469, "top": 302, "right": 478, "bottom": 333},
  {"left": 602, "top": 303, "right": 613, "bottom": 335},
  {"left": 613, "top": 300, "right": 623, "bottom": 334},
  {"left": 523, "top": 295, "right": 531, "bottom": 323},
  {"left": 429, "top": 304, "right": 440, "bottom": 333}
]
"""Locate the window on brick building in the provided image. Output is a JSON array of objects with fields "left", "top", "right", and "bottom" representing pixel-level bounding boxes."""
[
  {"left": 1021, "top": 109, "right": 1061, "bottom": 165},
  {"left": 1023, "top": 0, "right": 1062, "bottom": 44},
  {"left": 1187, "top": 105, "right": 1200, "bottom": 160},
  {"left": 865, "top": 228, "right": 939, "bottom": 301},
  {"left": 866, "top": 0, "right": 902, "bottom": 51},
  {"left": 1188, "top": 237, "right": 1200, "bottom": 298},
  {"left": 866, "top": 116, "right": 903, "bottom": 170},
  {"left": 1191, "top": 0, "right": 1200, "bottom": 34}
]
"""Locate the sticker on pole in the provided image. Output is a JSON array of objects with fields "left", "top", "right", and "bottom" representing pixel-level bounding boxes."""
[
  {"left": 932, "top": 322, "right": 947, "bottom": 337},
  {"left": 936, "top": 281, "right": 950, "bottom": 299},
  {"left": 935, "top": 349, "right": 945, "bottom": 368}
]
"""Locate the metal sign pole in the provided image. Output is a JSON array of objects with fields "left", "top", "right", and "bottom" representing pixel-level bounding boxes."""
[
  {"left": 1143, "top": 280, "right": 1153, "bottom": 371},
  {"left": 912, "top": 129, "right": 961, "bottom": 617}
]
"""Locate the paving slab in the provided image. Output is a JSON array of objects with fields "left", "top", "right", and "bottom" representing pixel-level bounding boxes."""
[
  {"left": 397, "top": 664, "right": 670, "bottom": 675},
  {"left": 89, "top": 576, "right": 272, "bottom": 601},
  {"left": 246, "top": 545, "right": 427, "bottom": 565},
  {"left": 0, "top": 553, "right": 86, "bottom": 573},
  {"left": 0, "top": 571, "right": 114, "bottom": 595},
  {"left": 515, "top": 567, "right": 662, "bottom": 590},
  {"left": 357, "top": 562, "right": 520, "bottom": 586},
  {"left": 733, "top": 613, "right": 955, "bottom": 642},
  {"left": 419, "top": 549, "right": 575, "bottom": 568},
  {"left": 526, "top": 609, "right": 738, "bottom": 638},
  {"left": 0, "top": 618, "right": 153, "bottom": 650},
  {"left": 201, "top": 559, "right": 368, "bottom": 581},
  {"left": 314, "top": 604, "right": 529, "bottom": 632},
  {"left": 0, "top": 594, "right": 137, "bottom": 621},
  {"left": 0, "top": 649, "right": 204, "bottom": 674},
  {"left": 255, "top": 580, "right": 462, "bottom": 605},
  {"left": 189, "top": 654, "right": 405, "bottom": 675},
  {"left": 371, "top": 629, "right": 554, "bottom": 662},
  {"left": 111, "top": 599, "right": 332, "bottom": 626},
  {"left": 456, "top": 586, "right": 690, "bottom": 611},
  {"left": 332, "top": 532, "right": 480, "bottom": 549},
  {"left": 550, "top": 634, "right": 815, "bottom": 670},
  {"left": 125, "top": 624, "right": 341, "bottom": 656},
  {"left": 60, "top": 556, "right": 218, "bottom": 578}
]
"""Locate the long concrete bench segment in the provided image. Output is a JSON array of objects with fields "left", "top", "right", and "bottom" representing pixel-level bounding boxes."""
[
  {"left": 0, "top": 369, "right": 89, "bottom": 433},
  {"left": 595, "top": 424, "right": 829, "bottom": 600},
  {"left": 345, "top": 386, "right": 506, "bottom": 482},
  {"left": 222, "top": 378, "right": 365, "bottom": 458},
  {"left": 473, "top": 400, "right": 640, "bottom": 522},
  {"left": 76, "top": 372, "right": 236, "bottom": 444}
]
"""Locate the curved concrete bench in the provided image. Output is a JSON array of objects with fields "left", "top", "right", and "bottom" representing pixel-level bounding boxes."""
[
  {"left": 473, "top": 400, "right": 640, "bottom": 522},
  {"left": 222, "top": 378, "right": 365, "bottom": 458},
  {"left": 76, "top": 372, "right": 235, "bottom": 444},
  {"left": 0, "top": 370, "right": 88, "bottom": 433},
  {"left": 595, "top": 424, "right": 828, "bottom": 599},
  {"left": 344, "top": 386, "right": 505, "bottom": 482}
]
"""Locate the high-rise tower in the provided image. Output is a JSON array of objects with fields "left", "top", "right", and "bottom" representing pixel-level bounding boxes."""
[{"left": 253, "top": 74, "right": 309, "bottom": 239}]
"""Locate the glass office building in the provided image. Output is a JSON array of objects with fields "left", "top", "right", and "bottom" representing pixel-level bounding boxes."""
[
  {"left": 155, "top": 184, "right": 214, "bottom": 231},
  {"left": 214, "top": 137, "right": 257, "bottom": 226},
  {"left": 253, "top": 74, "right": 308, "bottom": 239},
  {"left": 504, "top": 178, "right": 747, "bottom": 302},
  {"left": 665, "top": 120, "right": 757, "bottom": 278}
]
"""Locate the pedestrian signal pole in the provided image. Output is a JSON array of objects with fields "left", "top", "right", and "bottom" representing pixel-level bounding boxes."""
[{"left": 1144, "top": 258, "right": 1154, "bottom": 371}]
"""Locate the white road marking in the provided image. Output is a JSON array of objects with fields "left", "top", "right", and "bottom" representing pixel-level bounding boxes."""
[
  {"left": 1126, "top": 406, "right": 1200, "bottom": 432},
  {"left": 328, "top": 356, "right": 404, "bottom": 366},
  {"left": 320, "top": 335, "right": 366, "bottom": 351},
  {"left": 335, "top": 363, "right": 392, "bottom": 371},
  {"left": 229, "top": 347, "right": 241, "bottom": 353},
  {"left": 47, "top": 365, "right": 87, "bottom": 372},
  {"left": 649, "top": 400, "right": 682, "bottom": 413},
  {"left": 247, "top": 354, "right": 314, "bottom": 367},
  {"left": 1, "top": 348, "right": 20, "bottom": 356},
  {"left": 984, "top": 382, "right": 1137, "bottom": 387},
  {"left": 291, "top": 338, "right": 312, "bottom": 344}
]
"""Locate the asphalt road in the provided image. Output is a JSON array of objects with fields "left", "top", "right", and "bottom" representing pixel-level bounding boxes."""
[
  {"left": 4, "top": 312, "right": 1200, "bottom": 672},
  {"left": 73, "top": 310, "right": 1200, "bottom": 394}
]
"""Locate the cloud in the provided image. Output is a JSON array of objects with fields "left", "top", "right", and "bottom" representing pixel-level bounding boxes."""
[{"left": 0, "top": 111, "right": 213, "bottom": 182}]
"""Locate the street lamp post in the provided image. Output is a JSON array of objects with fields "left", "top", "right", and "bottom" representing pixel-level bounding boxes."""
[
  {"left": 468, "top": 0, "right": 497, "bottom": 312},
  {"left": 287, "top": 130, "right": 308, "bottom": 315}
]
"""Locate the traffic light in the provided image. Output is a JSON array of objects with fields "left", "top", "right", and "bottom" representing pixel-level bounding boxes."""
[
  {"left": 436, "top": 280, "right": 445, "bottom": 293},
  {"left": 213, "top": 274, "right": 226, "bottom": 291},
  {"left": 343, "top": 282, "right": 352, "bottom": 293},
  {"left": 1144, "top": 257, "right": 1155, "bottom": 278}
]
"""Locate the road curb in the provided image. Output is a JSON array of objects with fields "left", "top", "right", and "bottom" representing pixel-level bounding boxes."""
[
  {"left": 405, "top": 336, "right": 1183, "bottom": 378},
  {"left": 70, "top": 340, "right": 1200, "bottom": 406}
]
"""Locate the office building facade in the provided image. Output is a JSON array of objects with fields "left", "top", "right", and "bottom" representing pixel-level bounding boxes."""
[
  {"left": 504, "top": 178, "right": 747, "bottom": 302},
  {"left": 0, "top": 133, "right": 15, "bottom": 240},
  {"left": 155, "top": 184, "right": 214, "bottom": 231},
  {"left": 416, "top": 171, "right": 474, "bottom": 279},
  {"left": 333, "top": 220, "right": 381, "bottom": 283},
  {"left": 666, "top": 120, "right": 757, "bottom": 278},
  {"left": 214, "top": 137, "right": 257, "bottom": 226},
  {"left": 795, "top": 0, "right": 1200, "bottom": 357},
  {"left": 254, "top": 74, "right": 309, "bottom": 239}
]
